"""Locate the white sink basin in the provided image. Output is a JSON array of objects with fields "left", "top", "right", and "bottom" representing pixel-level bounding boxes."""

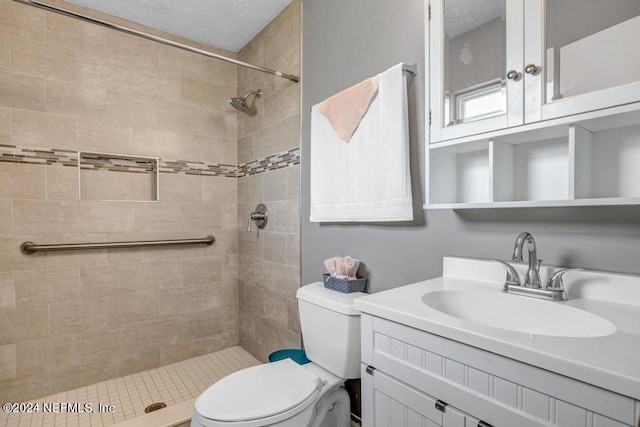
[{"left": 422, "top": 290, "right": 616, "bottom": 337}]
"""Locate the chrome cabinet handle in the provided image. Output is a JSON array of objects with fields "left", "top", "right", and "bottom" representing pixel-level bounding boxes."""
[
  {"left": 524, "top": 63, "right": 539, "bottom": 75},
  {"left": 506, "top": 70, "right": 521, "bottom": 80}
]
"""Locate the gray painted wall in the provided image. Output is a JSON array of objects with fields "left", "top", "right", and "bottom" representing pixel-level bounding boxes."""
[{"left": 301, "top": 0, "right": 640, "bottom": 293}]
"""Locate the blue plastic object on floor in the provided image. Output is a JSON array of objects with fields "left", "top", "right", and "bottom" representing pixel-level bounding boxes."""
[{"left": 268, "top": 349, "right": 311, "bottom": 365}]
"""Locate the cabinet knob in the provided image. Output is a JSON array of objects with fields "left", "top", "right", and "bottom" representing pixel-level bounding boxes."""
[
  {"left": 524, "top": 63, "right": 540, "bottom": 75},
  {"left": 506, "top": 70, "right": 521, "bottom": 81}
]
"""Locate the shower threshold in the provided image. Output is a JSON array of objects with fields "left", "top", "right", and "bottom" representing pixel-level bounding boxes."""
[{"left": 1, "top": 346, "right": 260, "bottom": 427}]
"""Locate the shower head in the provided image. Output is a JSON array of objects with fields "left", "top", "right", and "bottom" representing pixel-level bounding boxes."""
[{"left": 229, "top": 89, "right": 262, "bottom": 113}]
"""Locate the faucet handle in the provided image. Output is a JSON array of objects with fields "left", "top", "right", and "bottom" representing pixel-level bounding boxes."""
[
  {"left": 490, "top": 259, "right": 521, "bottom": 287},
  {"left": 546, "top": 268, "right": 584, "bottom": 290}
]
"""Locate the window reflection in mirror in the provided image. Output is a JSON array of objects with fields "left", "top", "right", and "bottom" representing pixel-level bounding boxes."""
[{"left": 443, "top": 0, "right": 506, "bottom": 127}]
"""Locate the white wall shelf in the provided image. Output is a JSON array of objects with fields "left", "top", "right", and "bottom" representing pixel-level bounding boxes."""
[{"left": 426, "top": 107, "right": 640, "bottom": 209}]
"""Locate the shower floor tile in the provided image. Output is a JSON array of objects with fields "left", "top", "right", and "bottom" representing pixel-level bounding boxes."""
[{"left": 1, "top": 346, "right": 260, "bottom": 427}]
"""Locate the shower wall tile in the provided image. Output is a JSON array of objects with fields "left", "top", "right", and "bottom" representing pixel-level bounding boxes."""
[
  {"left": 108, "top": 290, "right": 159, "bottom": 326},
  {"left": 253, "top": 125, "right": 275, "bottom": 158},
  {"left": 49, "top": 360, "right": 111, "bottom": 395},
  {"left": 159, "top": 285, "right": 203, "bottom": 316},
  {"left": 286, "top": 233, "right": 300, "bottom": 267},
  {"left": 80, "top": 264, "right": 136, "bottom": 298},
  {"left": 14, "top": 268, "right": 80, "bottom": 306},
  {"left": 0, "top": 235, "right": 47, "bottom": 272},
  {"left": 156, "top": 100, "right": 204, "bottom": 134},
  {"left": 0, "top": 71, "right": 45, "bottom": 111},
  {"left": 0, "top": 273, "right": 14, "bottom": 309},
  {"left": 264, "top": 169, "right": 287, "bottom": 201},
  {"left": 77, "top": 118, "right": 135, "bottom": 155},
  {"left": 0, "top": 162, "right": 46, "bottom": 200},
  {"left": 0, "top": 0, "right": 45, "bottom": 42},
  {"left": 0, "top": 107, "right": 9, "bottom": 144},
  {"left": 0, "top": 374, "right": 49, "bottom": 403},
  {"left": 135, "top": 260, "right": 183, "bottom": 290},
  {"left": 13, "top": 200, "right": 79, "bottom": 235},
  {"left": 204, "top": 280, "right": 239, "bottom": 308},
  {"left": 11, "top": 110, "right": 78, "bottom": 150},
  {"left": 202, "top": 176, "right": 237, "bottom": 203},
  {"left": 0, "top": 343, "right": 16, "bottom": 381},
  {"left": 160, "top": 174, "right": 202, "bottom": 202},
  {"left": 80, "top": 325, "right": 138, "bottom": 363},
  {"left": 0, "top": 200, "right": 11, "bottom": 235},
  {"left": 79, "top": 202, "right": 136, "bottom": 234},
  {"left": 45, "top": 80, "right": 106, "bottom": 120},
  {"left": 202, "top": 109, "right": 237, "bottom": 140},
  {"left": 133, "top": 203, "right": 183, "bottom": 232},
  {"left": 105, "top": 31, "right": 158, "bottom": 71},
  {"left": 45, "top": 13, "right": 107, "bottom": 60},
  {"left": 46, "top": 166, "right": 80, "bottom": 201},
  {"left": 263, "top": 232, "right": 286, "bottom": 264},
  {"left": 180, "top": 77, "right": 234, "bottom": 112},
  {"left": 275, "top": 113, "right": 300, "bottom": 152},
  {"left": 237, "top": 0, "right": 301, "bottom": 362},
  {"left": 286, "top": 165, "right": 300, "bottom": 200},
  {"left": 0, "top": 0, "right": 246, "bottom": 403},
  {"left": 105, "top": 91, "right": 158, "bottom": 128},
  {"left": 109, "top": 346, "right": 160, "bottom": 378},
  {"left": 264, "top": 84, "right": 300, "bottom": 125},
  {"left": 183, "top": 257, "right": 223, "bottom": 285},
  {"left": 16, "top": 333, "right": 82, "bottom": 377},
  {"left": 49, "top": 297, "right": 110, "bottom": 336},
  {"left": 0, "top": 34, "right": 9, "bottom": 71},
  {"left": 11, "top": 36, "right": 77, "bottom": 83},
  {"left": 0, "top": 304, "right": 49, "bottom": 345}
]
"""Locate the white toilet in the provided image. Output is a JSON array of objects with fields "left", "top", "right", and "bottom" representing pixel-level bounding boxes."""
[{"left": 191, "top": 282, "right": 365, "bottom": 427}]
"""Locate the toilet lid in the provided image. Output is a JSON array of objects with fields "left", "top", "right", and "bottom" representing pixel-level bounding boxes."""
[{"left": 195, "top": 358, "right": 322, "bottom": 422}]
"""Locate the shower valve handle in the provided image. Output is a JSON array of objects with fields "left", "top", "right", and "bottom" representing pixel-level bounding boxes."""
[{"left": 247, "top": 203, "right": 268, "bottom": 232}]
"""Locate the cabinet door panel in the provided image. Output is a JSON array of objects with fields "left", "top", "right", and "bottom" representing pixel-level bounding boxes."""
[
  {"left": 430, "top": 0, "right": 522, "bottom": 143},
  {"left": 529, "top": 0, "right": 640, "bottom": 122}
]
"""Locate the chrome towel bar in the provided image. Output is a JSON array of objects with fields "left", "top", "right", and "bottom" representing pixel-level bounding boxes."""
[{"left": 20, "top": 235, "right": 215, "bottom": 255}]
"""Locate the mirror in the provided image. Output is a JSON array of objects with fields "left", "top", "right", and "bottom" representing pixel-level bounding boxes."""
[
  {"left": 442, "top": 0, "right": 506, "bottom": 126},
  {"left": 544, "top": 0, "right": 640, "bottom": 103}
]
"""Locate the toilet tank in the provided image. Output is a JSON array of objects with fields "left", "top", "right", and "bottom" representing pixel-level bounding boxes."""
[{"left": 296, "top": 282, "right": 365, "bottom": 379}]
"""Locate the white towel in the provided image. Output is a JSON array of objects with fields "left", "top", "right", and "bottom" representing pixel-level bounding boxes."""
[{"left": 310, "top": 63, "right": 413, "bottom": 222}]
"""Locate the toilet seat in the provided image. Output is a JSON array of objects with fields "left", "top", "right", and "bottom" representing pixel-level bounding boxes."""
[{"left": 195, "top": 359, "right": 323, "bottom": 423}]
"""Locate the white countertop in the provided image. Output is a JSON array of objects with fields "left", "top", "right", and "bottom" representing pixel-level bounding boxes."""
[{"left": 353, "top": 257, "right": 640, "bottom": 399}]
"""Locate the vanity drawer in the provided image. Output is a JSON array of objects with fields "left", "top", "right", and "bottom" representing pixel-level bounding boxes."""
[{"left": 366, "top": 315, "right": 637, "bottom": 426}]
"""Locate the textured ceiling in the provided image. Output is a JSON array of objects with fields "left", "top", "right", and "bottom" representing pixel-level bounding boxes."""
[
  {"left": 62, "top": 0, "right": 293, "bottom": 52},
  {"left": 445, "top": 0, "right": 505, "bottom": 39}
]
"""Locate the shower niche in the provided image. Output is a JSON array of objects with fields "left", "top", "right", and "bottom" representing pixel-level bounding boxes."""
[{"left": 79, "top": 152, "right": 159, "bottom": 202}]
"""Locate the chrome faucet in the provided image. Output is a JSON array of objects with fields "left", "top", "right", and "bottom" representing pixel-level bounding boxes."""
[
  {"left": 511, "top": 232, "right": 542, "bottom": 289},
  {"left": 491, "top": 233, "right": 577, "bottom": 301}
]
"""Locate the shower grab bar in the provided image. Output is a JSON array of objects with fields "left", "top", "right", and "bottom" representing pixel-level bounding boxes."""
[
  {"left": 12, "top": 0, "right": 300, "bottom": 83},
  {"left": 20, "top": 235, "right": 215, "bottom": 255}
]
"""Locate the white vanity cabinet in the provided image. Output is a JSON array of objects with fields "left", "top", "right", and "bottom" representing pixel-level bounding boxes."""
[
  {"left": 360, "top": 314, "right": 640, "bottom": 427},
  {"left": 426, "top": 0, "right": 640, "bottom": 208}
]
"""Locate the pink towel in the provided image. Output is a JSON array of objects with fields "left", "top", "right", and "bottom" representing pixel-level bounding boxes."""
[{"left": 319, "top": 78, "right": 378, "bottom": 142}]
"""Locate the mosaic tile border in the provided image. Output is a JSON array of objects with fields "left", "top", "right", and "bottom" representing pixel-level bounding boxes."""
[
  {"left": 0, "top": 144, "right": 301, "bottom": 178},
  {"left": 0, "top": 144, "right": 78, "bottom": 167},
  {"left": 237, "top": 147, "right": 300, "bottom": 178},
  {"left": 80, "top": 153, "right": 157, "bottom": 174},
  {"left": 159, "top": 160, "right": 237, "bottom": 177}
]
